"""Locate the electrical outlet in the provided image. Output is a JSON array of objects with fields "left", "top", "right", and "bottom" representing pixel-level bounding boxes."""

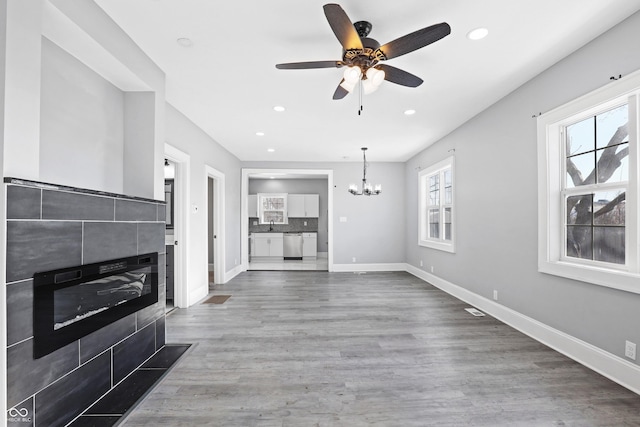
[
  {"left": 420, "top": 260, "right": 423, "bottom": 267},
  {"left": 493, "top": 290, "right": 498, "bottom": 301},
  {"left": 352, "top": 257, "right": 356, "bottom": 263},
  {"left": 625, "top": 340, "right": 636, "bottom": 360},
  {"left": 304, "top": 221, "right": 307, "bottom": 226},
  {"left": 253, "top": 220, "right": 258, "bottom": 226},
  {"left": 430, "top": 266, "right": 434, "bottom": 273}
]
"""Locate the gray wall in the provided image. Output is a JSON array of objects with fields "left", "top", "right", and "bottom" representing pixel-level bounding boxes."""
[
  {"left": 249, "top": 178, "right": 329, "bottom": 252},
  {"left": 39, "top": 37, "right": 124, "bottom": 193},
  {"left": 243, "top": 161, "right": 405, "bottom": 265},
  {"left": 166, "top": 104, "right": 242, "bottom": 300},
  {"left": 404, "top": 11, "right": 640, "bottom": 365}
]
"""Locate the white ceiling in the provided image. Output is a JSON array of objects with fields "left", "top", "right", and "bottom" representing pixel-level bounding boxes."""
[{"left": 93, "top": 0, "right": 640, "bottom": 163}]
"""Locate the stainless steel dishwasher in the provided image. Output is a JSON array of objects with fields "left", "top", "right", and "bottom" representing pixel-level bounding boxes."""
[{"left": 283, "top": 232, "right": 303, "bottom": 260}]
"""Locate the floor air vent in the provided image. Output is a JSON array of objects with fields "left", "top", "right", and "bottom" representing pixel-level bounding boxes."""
[{"left": 464, "top": 308, "right": 485, "bottom": 317}]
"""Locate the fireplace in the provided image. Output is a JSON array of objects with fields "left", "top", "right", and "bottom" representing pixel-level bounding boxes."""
[{"left": 33, "top": 252, "right": 159, "bottom": 358}]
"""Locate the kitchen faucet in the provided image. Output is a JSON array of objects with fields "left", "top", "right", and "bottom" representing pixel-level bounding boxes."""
[{"left": 269, "top": 220, "right": 274, "bottom": 231}]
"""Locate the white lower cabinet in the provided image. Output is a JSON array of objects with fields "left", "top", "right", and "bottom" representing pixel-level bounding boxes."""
[
  {"left": 302, "top": 232, "right": 317, "bottom": 258},
  {"left": 252, "top": 233, "right": 283, "bottom": 258}
]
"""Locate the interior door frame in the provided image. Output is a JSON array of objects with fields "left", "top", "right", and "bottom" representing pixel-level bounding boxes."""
[{"left": 240, "top": 168, "right": 334, "bottom": 271}]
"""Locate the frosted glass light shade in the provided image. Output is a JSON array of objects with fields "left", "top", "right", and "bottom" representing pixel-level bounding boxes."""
[
  {"left": 340, "top": 80, "right": 356, "bottom": 93},
  {"left": 366, "top": 67, "right": 385, "bottom": 86},
  {"left": 362, "top": 79, "right": 379, "bottom": 95},
  {"left": 343, "top": 66, "right": 362, "bottom": 84}
]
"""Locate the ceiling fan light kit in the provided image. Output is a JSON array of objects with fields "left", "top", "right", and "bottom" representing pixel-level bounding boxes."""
[{"left": 275, "top": 3, "right": 450, "bottom": 100}]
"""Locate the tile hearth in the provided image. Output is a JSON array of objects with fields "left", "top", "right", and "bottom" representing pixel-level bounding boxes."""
[{"left": 70, "top": 344, "right": 190, "bottom": 426}]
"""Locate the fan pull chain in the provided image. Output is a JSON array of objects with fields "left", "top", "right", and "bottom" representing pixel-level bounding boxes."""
[{"left": 358, "top": 79, "right": 363, "bottom": 116}]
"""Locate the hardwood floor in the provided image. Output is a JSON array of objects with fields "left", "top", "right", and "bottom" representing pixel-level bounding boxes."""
[{"left": 122, "top": 271, "right": 640, "bottom": 426}]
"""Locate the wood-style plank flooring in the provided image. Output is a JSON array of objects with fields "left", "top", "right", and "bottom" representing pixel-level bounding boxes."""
[{"left": 122, "top": 271, "right": 640, "bottom": 426}]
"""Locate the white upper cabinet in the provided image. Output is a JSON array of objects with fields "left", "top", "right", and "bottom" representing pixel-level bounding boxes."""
[
  {"left": 248, "top": 194, "right": 258, "bottom": 218},
  {"left": 305, "top": 194, "right": 319, "bottom": 217},
  {"left": 287, "top": 194, "right": 319, "bottom": 218},
  {"left": 287, "top": 194, "right": 305, "bottom": 218}
]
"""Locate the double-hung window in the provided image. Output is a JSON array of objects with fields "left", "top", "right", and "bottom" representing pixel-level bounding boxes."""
[
  {"left": 537, "top": 71, "right": 639, "bottom": 293},
  {"left": 419, "top": 156, "right": 455, "bottom": 253}
]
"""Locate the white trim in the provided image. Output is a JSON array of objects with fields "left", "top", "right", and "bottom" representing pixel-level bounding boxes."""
[
  {"left": 404, "top": 264, "right": 640, "bottom": 396},
  {"left": 189, "top": 284, "right": 208, "bottom": 307},
  {"left": 164, "top": 143, "right": 190, "bottom": 308},
  {"left": 241, "top": 168, "right": 334, "bottom": 272},
  {"left": 332, "top": 263, "right": 407, "bottom": 272},
  {"left": 537, "top": 69, "right": 640, "bottom": 293},
  {"left": 204, "top": 166, "right": 225, "bottom": 286},
  {"left": 224, "top": 264, "right": 245, "bottom": 283}
]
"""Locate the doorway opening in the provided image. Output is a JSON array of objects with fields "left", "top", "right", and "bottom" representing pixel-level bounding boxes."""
[
  {"left": 205, "top": 166, "right": 225, "bottom": 287},
  {"left": 164, "top": 143, "right": 190, "bottom": 309},
  {"left": 207, "top": 177, "right": 215, "bottom": 287},
  {"left": 164, "top": 159, "right": 176, "bottom": 311},
  {"left": 241, "top": 169, "right": 334, "bottom": 272}
]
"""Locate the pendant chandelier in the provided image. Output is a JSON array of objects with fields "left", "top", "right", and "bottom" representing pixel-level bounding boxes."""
[{"left": 348, "top": 147, "right": 381, "bottom": 196}]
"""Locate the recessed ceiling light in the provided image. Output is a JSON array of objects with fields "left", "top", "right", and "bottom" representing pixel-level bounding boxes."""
[
  {"left": 467, "top": 28, "right": 488, "bottom": 40},
  {"left": 256, "top": 132, "right": 265, "bottom": 136},
  {"left": 267, "top": 148, "right": 275, "bottom": 153},
  {"left": 404, "top": 109, "right": 416, "bottom": 116},
  {"left": 274, "top": 106, "right": 285, "bottom": 112},
  {"left": 176, "top": 37, "right": 194, "bottom": 47}
]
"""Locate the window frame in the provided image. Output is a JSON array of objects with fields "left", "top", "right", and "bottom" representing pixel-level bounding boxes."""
[
  {"left": 418, "top": 156, "right": 455, "bottom": 253},
  {"left": 257, "top": 193, "right": 288, "bottom": 225},
  {"left": 537, "top": 71, "right": 640, "bottom": 294}
]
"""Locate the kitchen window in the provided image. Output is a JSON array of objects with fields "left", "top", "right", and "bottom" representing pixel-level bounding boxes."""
[
  {"left": 419, "top": 156, "right": 455, "bottom": 253},
  {"left": 258, "top": 193, "right": 288, "bottom": 225},
  {"left": 537, "top": 70, "right": 639, "bottom": 293}
]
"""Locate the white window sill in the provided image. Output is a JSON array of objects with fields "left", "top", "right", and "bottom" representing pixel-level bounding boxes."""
[
  {"left": 539, "top": 260, "right": 640, "bottom": 295},
  {"left": 419, "top": 239, "right": 455, "bottom": 253}
]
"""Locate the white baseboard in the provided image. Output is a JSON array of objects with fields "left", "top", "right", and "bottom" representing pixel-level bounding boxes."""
[
  {"left": 404, "top": 263, "right": 640, "bottom": 396},
  {"left": 224, "top": 264, "right": 245, "bottom": 283},
  {"left": 332, "top": 263, "right": 407, "bottom": 273},
  {"left": 189, "top": 285, "right": 208, "bottom": 307}
]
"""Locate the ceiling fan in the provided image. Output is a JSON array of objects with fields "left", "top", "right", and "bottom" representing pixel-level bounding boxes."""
[{"left": 276, "top": 3, "right": 451, "bottom": 100}]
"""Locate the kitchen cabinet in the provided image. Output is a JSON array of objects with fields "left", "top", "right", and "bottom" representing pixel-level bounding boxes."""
[
  {"left": 302, "top": 232, "right": 317, "bottom": 258},
  {"left": 248, "top": 194, "right": 258, "bottom": 218},
  {"left": 287, "top": 194, "right": 319, "bottom": 218},
  {"left": 252, "top": 233, "right": 284, "bottom": 257}
]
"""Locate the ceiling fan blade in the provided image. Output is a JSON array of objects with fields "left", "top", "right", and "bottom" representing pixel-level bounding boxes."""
[
  {"left": 377, "top": 64, "right": 423, "bottom": 88},
  {"left": 376, "top": 22, "right": 451, "bottom": 60},
  {"left": 276, "top": 61, "right": 342, "bottom": 70},
  {"left": 333, "top": 80, "right": 349, "bottom": 100},
  {"left": 323, "top": 3, "right": 363, "bottom": 51}
]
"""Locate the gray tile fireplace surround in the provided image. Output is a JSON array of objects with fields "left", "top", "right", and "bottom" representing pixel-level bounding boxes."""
[{"left": 5, "top": 178, "right": 167, "bottom": 427}]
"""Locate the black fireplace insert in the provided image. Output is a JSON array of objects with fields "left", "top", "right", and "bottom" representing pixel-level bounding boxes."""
[{"left": 33, "top": 252, "right": 159, "bottom": 358}]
